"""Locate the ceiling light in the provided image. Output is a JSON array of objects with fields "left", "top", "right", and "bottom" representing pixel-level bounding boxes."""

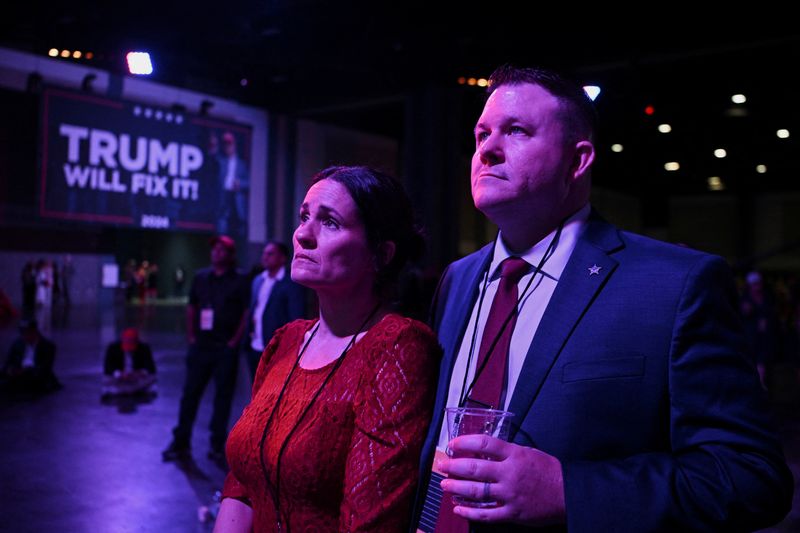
[
  {"left": 756, "top": 164, "right": 767, "bottom": 174},
  {"left": 707, "top": 176, "right": 725, "bottom": 191},
  {"left": 731, "top": 94, "right": 746, "bottom": 104},
  {"left": 777, "top": 129, "right": 790, "bottom": 139},
  {"left": 657, "top": 124, "right": 672, "bottom": 133},
  {"left": 714, "top": 148, "right": 727, "bottom": 158},
  {"left": 126, "top": 52, "right": 154, "bottom": 75},
  {"left": 611, "top": 144, "right": 623, "bottom": 153},
  {"left": 48, "top": 48, "right": 58, "bottom": 57},
  {"left": 664, "top": 162, "right": 680, "bottom": 171},
  {"left": 583, "top": 85, "right": 601, "bottom": 101}
]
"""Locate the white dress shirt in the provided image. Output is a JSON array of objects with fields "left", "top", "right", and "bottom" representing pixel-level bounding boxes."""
[
  {"left": 223, "top": 157, "right": 238, "bottom": 190},
  {"left": 250, "top": 268, "right": 285, "bottom": 351},
  {"left": 437, "top": 204, "right": 590, "bottom": 449}
]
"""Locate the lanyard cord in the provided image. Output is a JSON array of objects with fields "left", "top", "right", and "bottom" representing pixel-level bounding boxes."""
[
  {"left": 457, "top": 221, "right": 565, "bottom": 408},
  {"left": 257, "top": 302, "right": 382, "bottom": 533}
]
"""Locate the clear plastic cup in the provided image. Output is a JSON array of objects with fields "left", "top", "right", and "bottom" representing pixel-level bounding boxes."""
[{"left": 445, "top": 406, "right": 514, "bottom": 508}]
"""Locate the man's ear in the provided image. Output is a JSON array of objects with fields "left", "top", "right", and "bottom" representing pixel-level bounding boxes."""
[
  {"left": 377, "top": 241, "right": 396, "bottom": 269},
  {"left": 571, "top": 140, "right": 595, "bottom": 181}
]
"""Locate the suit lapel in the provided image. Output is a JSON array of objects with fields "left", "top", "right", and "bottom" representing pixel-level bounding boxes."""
[
  {"left": 251, "top": 274, "right": 264, "bottom": 309},
  {"left": 427, "top": 246, "right": 494, "bottom": 446},
  {"left": 439, "top": 247, "right": 493, "bottom": 372},
  {"left": 507, "top": 219, "right": 622, "bottom": 438}
]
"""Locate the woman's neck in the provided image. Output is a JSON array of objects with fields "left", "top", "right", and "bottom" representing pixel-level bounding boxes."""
[
  {"left": 315, "top": 290, "right": 385, "bottom": 339},
  {"left": 299, "top": 291, "right": 386, "bottom": 370}
]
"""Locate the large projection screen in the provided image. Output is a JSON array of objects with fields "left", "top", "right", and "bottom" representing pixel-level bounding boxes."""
[{"left": 39, "top": 87, "right": 252, "bottom": 237}]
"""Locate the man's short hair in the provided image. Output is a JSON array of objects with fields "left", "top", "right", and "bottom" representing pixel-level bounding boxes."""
[{"left": 486, "top": 64, "right": 598, "bottom": 144}]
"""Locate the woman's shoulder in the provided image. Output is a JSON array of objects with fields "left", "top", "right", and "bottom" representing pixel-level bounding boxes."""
[
  {"left": 354, "top": 314, "right": 441, "bottom": 397},
  {"left": 267, "top": 318, "right": 317, "bottom": 349},
  {"left": 375, "top": 313, "right": 436, "bottom": 339},
  {"left": 283, "top": 317, "right": 317, "bottom": 332},
  {"left": 366, "top": 313, "right": 441, "bottom": 360}
]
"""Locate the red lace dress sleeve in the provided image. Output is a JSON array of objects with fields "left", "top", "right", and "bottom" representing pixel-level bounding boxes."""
[
  {"left": 221, "top": 319, "right": 310, "bottom": 505},
  {"left": 339, "top": 316, "right": 440, "bottom": 532}
]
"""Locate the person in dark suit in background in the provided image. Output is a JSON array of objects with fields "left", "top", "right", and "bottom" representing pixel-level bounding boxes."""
[
  {"left": 246, "top": 240, "right": 307, "bottom": 379},
  {"left": 102, "top": 327, "right": 157, "bottom": 397},
  {"left": 1, "top": 318, "right": 61, "bottom": 395},
  {"left": 411, "top": 64, "right": 793, "bottom": 532}
]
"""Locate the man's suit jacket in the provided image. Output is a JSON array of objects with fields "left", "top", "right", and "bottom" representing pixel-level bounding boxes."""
[
  {"left": 103, "top": 341, "right": 156, "bottom": 375},
  {"left": 414, "top": 214, "right": 792, "bottom": 532},
  {"left": 217, "top": 154, "right": 249, "bottom": 220},
  {"left": 250, "top": 270, "right": 306, "bottom": 349}
]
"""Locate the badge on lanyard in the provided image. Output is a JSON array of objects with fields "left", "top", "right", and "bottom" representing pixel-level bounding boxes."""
[{"left": 200, "top": 308, "right": 214, "bottom": 331}]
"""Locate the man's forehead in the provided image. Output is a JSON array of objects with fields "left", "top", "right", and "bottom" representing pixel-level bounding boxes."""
[
  {"left": 489, "top": 82, "right": 556, "bottom": 105},
  {"left": 478, "top": 84, "right": 560, "bottom": 124}
]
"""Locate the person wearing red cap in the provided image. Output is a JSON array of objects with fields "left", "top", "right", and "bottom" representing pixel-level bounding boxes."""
[
  {"left": 163, "top": 234, "right": 250, "bottom": 462},
  {"left": 101, "top": 327, "right": 156, "bottom": 397}
]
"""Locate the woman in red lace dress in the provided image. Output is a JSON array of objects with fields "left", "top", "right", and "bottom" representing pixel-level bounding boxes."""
[{"left": 214, "top": 166, "right": 440, "bottom": 532}]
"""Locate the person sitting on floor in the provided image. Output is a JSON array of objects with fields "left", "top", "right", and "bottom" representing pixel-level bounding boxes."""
[
  {"left": 102, "top": 327, "right": 157, "bottom": 397},
  {"left": 1, "top": 318, "right": 61, "bottom": 395}
]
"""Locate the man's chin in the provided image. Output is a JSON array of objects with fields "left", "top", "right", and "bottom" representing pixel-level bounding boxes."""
[{"left": 473, "top": 194, "right": 512, "bottom": 218}]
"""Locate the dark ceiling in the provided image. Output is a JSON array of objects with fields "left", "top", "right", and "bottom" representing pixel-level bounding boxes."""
[{"left": 3, "top": 3, "right": 800, "bottom": 197}]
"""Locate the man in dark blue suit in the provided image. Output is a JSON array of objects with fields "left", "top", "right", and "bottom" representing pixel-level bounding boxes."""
[
  {"left": 412, "top": 65, "right": 792, "bottom": 532},
  {"left": 246, "top": 240, "right": 306, "bottom": 378}
]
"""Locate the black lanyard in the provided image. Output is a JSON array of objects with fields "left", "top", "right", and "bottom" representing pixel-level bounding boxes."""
[
  {"left": 457, "top": 222, "right": 564, "bottom": 409},
  {"left": 257, "top": 303, "right": 381, "bottom": 533}
]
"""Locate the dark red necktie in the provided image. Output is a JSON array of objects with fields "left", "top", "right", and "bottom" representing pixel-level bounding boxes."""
[
  {"left": 467, "top": 256, "right": 529, "bottom": 410},
  {"left": 421, "top": 257, "right": 529, "bottom": 533}
]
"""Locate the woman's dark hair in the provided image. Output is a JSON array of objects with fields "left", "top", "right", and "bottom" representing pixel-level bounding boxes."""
[{"left": 310, "top": 165, "right": 426, "bottom": 294}]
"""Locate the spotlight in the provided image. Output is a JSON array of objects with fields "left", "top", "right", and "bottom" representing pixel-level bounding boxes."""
[
  {"left": 199, "top": 100, "right": 214, "bottom": 116},
  {"left": 126, "top": 52, "right": 153, "bottom": 75},
  {"left": 82, "top": 73, "right": 97, "bottom": 93},
  {"left": 583, "top": 85, "right": 601, "bottom": 101}
]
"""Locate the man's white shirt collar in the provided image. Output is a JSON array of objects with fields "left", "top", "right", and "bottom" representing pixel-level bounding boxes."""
[
  {"left": 490, "top": 203, "right": 591, "bottom": 282},
  {"left": 262, "top": 267, "right": 286, "bottom": 281}
]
